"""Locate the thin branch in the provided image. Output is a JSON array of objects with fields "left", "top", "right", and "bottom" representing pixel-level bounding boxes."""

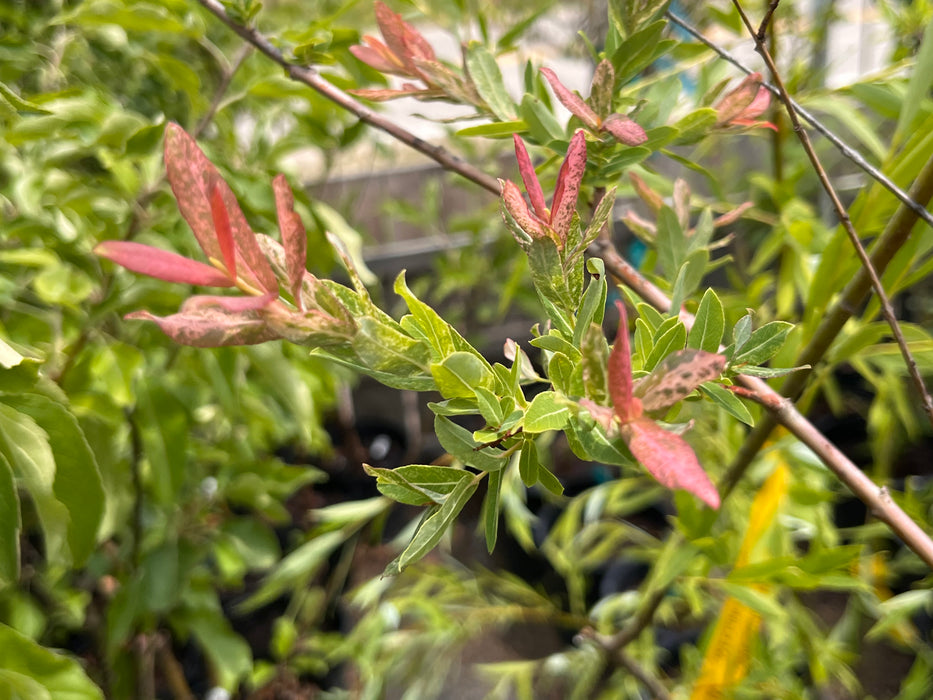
[
  {"left": 756, "top": 1, "right": 781, "bottom": 42},
  {"left": 721, "top": 152, "right": 933, "bottom": 495},
  {"left": 192, "top": 0, "right": 933, "bottom": 569},
  {"left": 194, "top": 0, "right": 502, "bottom": 195},
  {"left": 730, "top": 0, "right": 933, "bottom": 429},
  {"left": 665, "top": 10, "right": 933, "bottom": 231},
  {"left": 615, "top": 649, "right": 672, "bottom": 700}
]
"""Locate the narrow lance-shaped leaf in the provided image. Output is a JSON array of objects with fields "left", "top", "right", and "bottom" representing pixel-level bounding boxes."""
[
  {"left": 499, "top": 178, "right": 546, "bottom": 241},
  {"left": 550, "top": 129, "right": 587, "bottom": 243},
  {"left": 273, "top": 174, "right": 308, "bottom": 310},
  {"left": 540, "top": 67, "right": 600, "bottom": 130},
  {"left": 621, "top": 417, "right": 720, "bottom": 509},
  {"left": 94, "top": 241, "right": 233, "bottom": 287},
  {"left": 602, "top": 113, "right": 648, "bottom": 146},
  {"left": 608, "top": 300, "right": 642, "bottom": 423},
  {"left": 511, "top": 135, "right": 548, "bottom": 219},
  {"left": 209, "top": 183, "right": 237, "bottom": 278},
  {"left": 126, "top": 297, "right": 280, "bottom": 347}
]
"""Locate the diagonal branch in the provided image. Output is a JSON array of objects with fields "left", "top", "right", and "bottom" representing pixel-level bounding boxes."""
[
  {"left": 194, "top": 0, "right": 502, "bottom": 195},
  {"left": 193, "top": 0, "right": 933, "bottom": 570},
  {"left": 730, "top": 0, "right": 933, "bottom": 430},
  {"left": 665, "top": 10, "right": 933, "bottom": 231}
]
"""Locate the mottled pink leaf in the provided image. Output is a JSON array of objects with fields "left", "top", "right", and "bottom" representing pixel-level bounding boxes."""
[
  {"left": 549, "top": 130, "right": 587, "bottom": 242},
  {"left": 601, "top": 113, "right": 648, "bottom": 146},
  {"left": 715, "top": 72, "right": 766, "bottom": 125},
  {"left": 125, "top": 301, "right": 280, "bottom": 347},
  {"left": 182, "top": 291, "right": 277, "bottom": 313},
  {"left": 348, "top": 86, "right": 434, "bottom": 100},
  {"left": 740, "top": 85, "right": 771, "bottom": 120},
  {"left": 512, "top": 135, "right": 548, "bottom": 220},
  {"left": 636, "top": 350, "right": 727, "bottom": 411},
  {"left": 272, "top": 174, "right": 308, "bottom": 310},
  {"left": 540, "top": 67, "right": 600, "bottom": 130},
  {"left": 608, "top": 300, "right": 642, "bottom": 423},
  {"left": 209, "top": 184, "right": 236, "bottom": 278},
  {"left": 621, "top": 417, "right": 720, "bottom": 508},
  {"left": 94, "top": 241, "right": 233, "bottom": 287},
  {"left": 374, "top": 1, "right": 434, "bottom": 76},
  {"left": 499, "top": 178, "right": 547, "bottom": 240},
  {"left": 350, "top": 37, "right": 408, "bottom": 75},
  {"left": 164, "top": 124, "right": 276, "bottom": 294},
  {"left": 588, "top": 60, "right": 615, "bottom": 120},
  {"left": 164, "top": 122, "right": 223, "bottom": 263}
]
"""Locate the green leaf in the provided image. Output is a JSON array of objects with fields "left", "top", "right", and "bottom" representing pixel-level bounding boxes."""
[
  {"left": 518, "top": 441, "right": 539, "bottom": 487},
  {"left": 0, "top": 453, "right": 19, "bottom": 585},
  {"left": 688, "top": 288, "right": 725, "bottom": 352},
  {"left": 735, "top": 365, "right": 808, "bottom": 378},
  {"left": 184, "top": 611, "right": 253, "bottom": 691},
  {"left": 732, "top": 313, "right": 753, "bottom": 355},
  {"left": 482, "top": 469, "right": 503, "bottom": 553},
  {"left": 434, "top": 415, "right": 510, "bottom": 472},
  {"left": 456, "top": 120, "right": 527, "bottom": 138},
  {"left": 894, "top": 17, "right": 933, "bottom": 150},
  {"left": 431, "top": 351, "right": 496, "bottom": 399},
  {"left": 530, "top": 331, "right": 580, "bottom": 359},
  {"left": 0, "top": 395, "right": 104, "bottom": 566},
  {"left": 520, "top": 94, "right": 564, "bottom": 143},
  {"left": 700, "top": 383, "right": 754, "bottom": 426},
  {"left": 351, "top": 316, "right": 432, "bottom": 377},
  {"left": 364, "top": 464, "right": 473, "bottom": 506},
  {"left": 0, "top": 339, "right": 24, "bottom": 370},
  {"left": 0, "top": 404, "right": 69, "bottom": 565},
  {"left": 537, "top": 463, "right": 564, "bottom": 495},
  {"left": 0, "top": 81, "right": 51, "bottom": 115},
  {"left": 732, "top": 321, "right": 793, "bottom": 366},
  {"left": 656, "top": 205, "right": 685, "bottom": 279},
  {"left": 464, "top": 42, "right": 516, "bottom": 121},
  {"left": 669, "top": 248, "right": 708, "bottom": 312},
  {"left": 644, "top": 321, "right": 687, "bottom": 371},
  {"left": 391, "top": 473, "right": 480, "bottom": 573},
  {"left": 474, "top": 386, "right": 505, "bottom": 425},
  {"left": 580, "top": 323, "right": 610, "bottom": 403},
  {"left": 565, "top": 415, "right": 632, "bottom": 467},
  {"left": 573, "top": 259, "right": 608, "bottom": 347},
  {"left": 0, "top": 623, "right": 103, "bottom": 700},
  {"left": 523, "top": 391, "right": 569, "bottom": 433}
]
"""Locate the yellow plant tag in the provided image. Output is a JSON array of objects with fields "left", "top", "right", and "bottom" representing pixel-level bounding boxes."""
[{"left": 691, "top": 462, "right": 789, "bottom": 699}]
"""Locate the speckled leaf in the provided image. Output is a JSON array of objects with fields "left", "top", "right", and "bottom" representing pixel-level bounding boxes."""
[
  {"left": 512, "top": 135, "right": 548, "bottom": 219},
  {"left": 272, "top": 174, "right": 307, "bottom": 308},
  {"left": 636, "top": 349, "right": 727, "bottom": 411},
  {"left": 608, "top": 300, "right": 642, "bottom": 423},
  {"left": 540, "top": 67, "right": 599, "bottom": 129},
  {"left": 550, "top": 130, "right": 587, "bottom": 242}
]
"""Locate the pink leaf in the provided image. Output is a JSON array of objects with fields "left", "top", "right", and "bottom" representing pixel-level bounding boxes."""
[
  {"left": 272, "top": 175, "right": 308, "bottom": 310},
  {"left": 715, "top": 72, "right": 767, "bottom": 125},
  {"left": 608, "top": 300, "right": 642, "bottom": 423},
  {"left": 374, "top": 1, "right": 434, "bottom": 76},
  {"left": 348, "top": 86, "right": 435, "bottom": 100},
  {"left": 209, "top": 184, "right": 237, "bottom": 278},
  {"left": 601, "top": 113, "right": 648, "bottom": 146},
  {"left": 204, "top": 170, "right": 277, "bottom": 295},
  {"left": 739, "top": 85, "right": 771, "bottom": 121},
  {"left": 182, "top": 292, "right": 278, "bottom": 313},
  {"left": 125, "top": 302, "right": 280, "bottom": 347},
  {"left": 94, "top": 241, "right": 233, "bottom": 287},
  {"left": 499, "top": 178, "right": 547, "bottom": 240},
  {"left": 636, "top": 350, "right": 727, "bottom": 412},
  {"left": 350, "top": 38, "right": 408, "bottom": 75},
  {"left": 549, "top": 129, "right": 587, "bottom": 242},
  {"left": 164, "top": 123, "right": 223, "bottom": 263},
  {"left": 512, "top": 135, "right": 548, "bottom": 220},
  {"left": 621, "top": 417, "right": 720, "bottom": 508},
  {"left": 540, "top": 67, "right": 600, "bottom": 130},
  {"left": 164, "top": 124, "right": 276, "bottom": 294}
]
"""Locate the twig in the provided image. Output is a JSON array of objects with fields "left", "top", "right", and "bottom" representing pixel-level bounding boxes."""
[
  {"left": 756, "top": 1, "right": 781, "bottom": 42},
  {"left": 193, "top": 0, "right": 933, "bottom": 569},
  {"left": 665, "top": 10, "right": 933, "bottom": 231},
  {"left": 616, "top": 649, "right": 672, "bottom": 700},
  {"left": 730, "top": 0, "right": 933, "bottom": 429},
  {"left": 194, "top": 0, "right": 502, "bottom": 196},
  {"left": 721, "top": 152, "right": 933, "bottom": 495}
]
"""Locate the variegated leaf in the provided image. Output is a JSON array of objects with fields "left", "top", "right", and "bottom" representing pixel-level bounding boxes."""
[
  {"left": 549, "top": 129, "right": 587, "bottom": 243},
  {"left": 635, "top": 349, "right": 727, "bottom": 412},
  {"left": 608, "top": 300, "right": 642, "bottom": 423}
]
